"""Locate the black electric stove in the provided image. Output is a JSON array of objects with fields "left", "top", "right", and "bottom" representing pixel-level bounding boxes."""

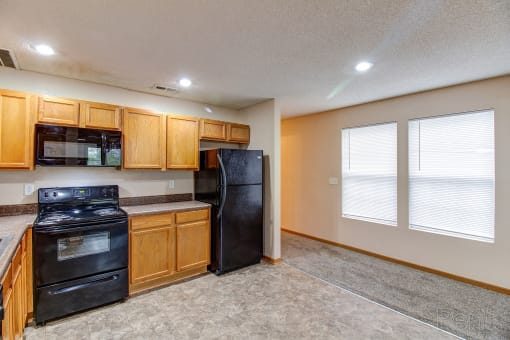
[{"left": 33, "top": 185, "right": 128, "bottom": 325}]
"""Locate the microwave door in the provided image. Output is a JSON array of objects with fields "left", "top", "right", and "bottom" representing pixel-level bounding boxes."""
[{"left": 37, "top": 125, "right": 102, "bottom": 166}]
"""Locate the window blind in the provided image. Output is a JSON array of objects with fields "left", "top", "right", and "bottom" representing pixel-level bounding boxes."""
[
  {"left": 409, "top": 110, "right": 494, "bottom": 242},
  {"left": 342, "top": 122, "right": 397, "bottom": 226}
]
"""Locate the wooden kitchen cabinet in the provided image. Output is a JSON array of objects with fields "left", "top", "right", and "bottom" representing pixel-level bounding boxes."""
[
  {"left": 128, "top": 207, "right": 210, "bottom": 295},
  {"left": 122, "top": 108, "right": 166, "bottom": 169},
  {"left": 175, "top": 209, "right": 210, "bottom": 272},
  {"left": 80, "top": 101, "right": 121, "bottom": 130},
  {"left": 37, "top": 95, "right": 80, "bottom": 126},
  {"left": 200, "top": 119, "right": 227, "bottom": 141},
  {"left": 166, "top": 114, "right": 199, "bottom": 170},
  {"left": 227, "top": 123, "right": 250, "bottom": 143},
  {"left": 23, "top": 228, "right": 33, "bottom": 322},
  {"left": 129, "top": 213, "right": 176, "bottom": 293},
  {"left": 1, "top": 228, "right": 33, "bottom": 339},
  {"left": 0, "top": 90, "right": 34, "bottom": 169},
  {"left": 199, "top": 118, "right": 250, "bottom": 144}
]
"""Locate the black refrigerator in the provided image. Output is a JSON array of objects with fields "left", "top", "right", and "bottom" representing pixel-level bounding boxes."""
[{"left": 194, "top": 148, "right": 263, "bottom": 275}]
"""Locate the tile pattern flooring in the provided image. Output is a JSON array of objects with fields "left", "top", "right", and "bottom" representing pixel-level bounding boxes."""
[{"left": 24, "top": 262, "right": 456, "bottom": 339}]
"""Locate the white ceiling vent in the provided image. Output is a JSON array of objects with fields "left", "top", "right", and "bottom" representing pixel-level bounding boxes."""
[
  {"left": 152, "top": 84, "right": 178, "bottom": 92},
  {"left": 0, "top": 49, "right": 19, "bottom": 69}
]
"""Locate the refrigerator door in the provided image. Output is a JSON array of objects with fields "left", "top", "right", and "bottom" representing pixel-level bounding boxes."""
[
  {"left": 219, "top": 149, "right": 263, "bottom": 185},
  {"left": 217, "top": 184, "right": 263, "bottom": 274}
]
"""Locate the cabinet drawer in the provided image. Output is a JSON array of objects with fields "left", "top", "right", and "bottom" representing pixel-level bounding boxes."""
[
  {"left": 175, "top": 209, "right": 209, "bottom": 224},
  {"left": 130, "top": 213, "right": 174, "bottom": 231}
]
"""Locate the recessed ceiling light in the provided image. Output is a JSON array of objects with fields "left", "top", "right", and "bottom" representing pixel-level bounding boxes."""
[
  {"left": 179, "top": 78, "right": 192, "bottom": 87},
  {"left": 204, "top": 106, "right": 212, "bottom": 113},
  {"left": 355, "top": 61, "right": 373, "bottom": 72},
  {"left": 33, "top": 44, "right": 55, "bottom": 56}
]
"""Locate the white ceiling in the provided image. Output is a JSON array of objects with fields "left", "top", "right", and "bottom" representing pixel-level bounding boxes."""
[{"left": 0, "top": 0, "right": 509, "bottom": 118}]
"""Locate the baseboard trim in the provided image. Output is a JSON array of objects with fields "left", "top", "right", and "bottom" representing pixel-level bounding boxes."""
[
  {"left": 281, "top": 228, "right": 510, "bottom": 295},
  {"left": 263, "top": 256, "right": 282, "bottom": 265}
]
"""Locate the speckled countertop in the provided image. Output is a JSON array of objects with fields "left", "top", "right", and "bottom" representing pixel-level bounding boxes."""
[
  {"left": 0, "top": 214, "right": 36, "bottom": 279},
  {"left": 0, "top": 201, "right": 211, "bottom": 279},
  {"left": 121, "top": 201, "right": 211, "bottom": 216}
]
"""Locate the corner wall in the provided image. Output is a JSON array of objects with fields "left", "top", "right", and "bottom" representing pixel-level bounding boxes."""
[
  {"left": 240, "top": 99, "right": 281, "bottom": 260},
  {"left": 281, "top": 76, "right": 510, "bottom": 289}
]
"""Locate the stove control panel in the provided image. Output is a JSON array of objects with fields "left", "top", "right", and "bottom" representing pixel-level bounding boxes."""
[{"left": 38, "top": 185, "right": 119, "bottom": 203}]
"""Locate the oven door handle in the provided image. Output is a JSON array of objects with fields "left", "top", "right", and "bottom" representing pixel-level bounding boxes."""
[
  {"left": 35, "top": 220, "right": 127, "bottom": 235},
  {"left": 48, "top": 274, "right": 119, "bottom": 295}
]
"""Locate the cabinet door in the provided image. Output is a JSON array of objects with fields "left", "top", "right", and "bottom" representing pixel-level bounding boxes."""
[
  {"left": 1, "top": 264, "right": 13, "bottom": 340},
  {"left": 167, "top": 115, "right": 199, "bottom": 170},
  {"left": 122, "top": 108, "right": 166, "bottom": 169},
  {"left": 81, "top": 102, "right": 121, "bottom": 130},
  {"left": 25, "top": 228, "right": 33, "bottom": 319},
  {"left": 13, "top": 265, "right": 23, "bottom": 338},
  {"left": 0, "top": 90, "right": 33, "bottom": 169},
  {"left": 176, "top": 220, "right": 210, "bottom": 271},
  {"left": 228, "top": 123, "right": 250, "bottom": 144},
  {"left": 37, "top": 96, "right": 80, "bottom": 126},
  {"left": 199, "top": 119, "right": 227, "bottom": 141},
  {"left": 130, "top": 226, "right": 176, "bottom": 284}
]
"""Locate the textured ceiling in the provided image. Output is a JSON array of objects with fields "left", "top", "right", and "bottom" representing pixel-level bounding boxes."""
[{"left": 0, "top": 0, "right": 509, "bottom": 118}]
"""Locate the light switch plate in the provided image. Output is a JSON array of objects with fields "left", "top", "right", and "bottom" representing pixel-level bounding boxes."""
[
  {"left": 24, "top": 183, "right": 35, "bottom": 195},
  {"left": 168, "top": 180, "right": 175, "bottom": 189},
  {"left": 328, "top": 177, "right": 339, "bottom": 185}
]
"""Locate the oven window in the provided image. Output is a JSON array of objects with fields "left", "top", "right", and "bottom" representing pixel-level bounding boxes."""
[
  {"left": 43, "top": 141, "right": 102, "bottom": 165},
  {"left": 57, "top": 232, "right": 110, "bottom": 261}
]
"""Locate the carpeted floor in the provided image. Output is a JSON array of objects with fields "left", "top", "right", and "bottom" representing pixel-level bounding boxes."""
[{"left": 281, "top": 231, "right": 510, "bottom": 340}]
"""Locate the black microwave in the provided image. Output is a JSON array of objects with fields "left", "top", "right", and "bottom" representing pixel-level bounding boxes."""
[{"left": 35, "top": 124, "right": 122, "bottom": 167}]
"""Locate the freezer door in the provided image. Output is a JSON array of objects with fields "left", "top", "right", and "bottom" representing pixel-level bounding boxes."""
[
  {"left": 220, "top": 149, "right": 263, "bottom": 185},
  {"left": 217, "top": 184, "right": 263, "bottom": 274}
]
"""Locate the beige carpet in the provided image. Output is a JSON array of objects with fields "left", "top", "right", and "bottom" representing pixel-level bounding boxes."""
[{"left": 281, "top": 231, "right": 510, "bottom": 340}]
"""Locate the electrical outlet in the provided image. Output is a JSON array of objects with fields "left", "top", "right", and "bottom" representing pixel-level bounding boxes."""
[
  {"left": 328, "top": 177, "right": 338, "bottom": 185},
  {"left": 24, "top": 183, "right": 35, "bottom": 196},
  {"left": 168, "top": 180, "right": 175, "bottom": 189}
]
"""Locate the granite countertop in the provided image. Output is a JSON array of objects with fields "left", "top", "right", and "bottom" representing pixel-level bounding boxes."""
[
  {"left": 122, "top": 200, "right": 211, "bottom": 216},
  {"left": 0, "top": 214, "right": 36, "bottom": 280}
]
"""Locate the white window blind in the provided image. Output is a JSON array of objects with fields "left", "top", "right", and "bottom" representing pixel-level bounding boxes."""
[
  {"left": 342, "top": 122, "right": 397, "bottom": 226},
  {"left": 409, "top": 110, "right": 494, "bottom": 242}
]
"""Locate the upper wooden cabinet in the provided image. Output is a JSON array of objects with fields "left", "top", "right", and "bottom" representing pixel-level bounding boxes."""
[
  {"left": 167, "top": 115, "right": 199, "bottom": 170},
  {"left": 0, "top": 90, "right": 34, "bottom": 169},
  {"left": 80, "top": 102, "right": 121, "bottom": 130},
  {"left": 200, "top": 119, "right": 227, "bottom": 141},
  {"left": 199, "top": 119, "right": 250, "bottom": 144},
  {"left": 38, "top": 96, "right": 122, "bottom": 130},
  {"left": 228, "top": 123, "right": 250, "bottom": 143},
  {"left": 37, "top": 96, "right": 80, "bottom": 126},
  {"left": 122, "top": 108, "right": 166, "bottom": 169}
]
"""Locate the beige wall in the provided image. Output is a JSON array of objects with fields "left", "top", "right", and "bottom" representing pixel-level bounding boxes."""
[
  {"left": 282, "top": 76, "right": 510, "bottom": 289},
  {"left": 0, "top": 68, "right": 242, "bottom": 204},
  {"left": 241, "top": 99, "right": 281, "bottom": 260}
]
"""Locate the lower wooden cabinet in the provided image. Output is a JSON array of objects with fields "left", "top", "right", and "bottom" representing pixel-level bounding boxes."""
[
  {"left": 1, "top": 227, "right": 32, "bottom": 340},
  {"left": 129, "top": 208, "right": 210, "bottom": 295}
]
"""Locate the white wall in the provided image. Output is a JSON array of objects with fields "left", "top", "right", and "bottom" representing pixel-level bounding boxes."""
[
  {"left": 0, "top": 69, "right": 242, "bottom": 204},
  {"left": 282, "top": 76, "right": 510, "bottom": 289},
  {"left": 240, "top": 99, "right": 281, "bottom": 260}
]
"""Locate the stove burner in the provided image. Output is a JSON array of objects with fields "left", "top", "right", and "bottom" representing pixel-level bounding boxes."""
[{"left": 93, "top": 208, "right": 119, "bottom": 216}]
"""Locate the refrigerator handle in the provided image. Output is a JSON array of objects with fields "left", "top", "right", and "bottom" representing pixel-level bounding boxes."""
[{"left": 217, "top": 153, "right": 228, "bottom": 219}]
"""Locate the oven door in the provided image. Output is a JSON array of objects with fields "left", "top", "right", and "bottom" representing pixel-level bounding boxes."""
[{"left": 34, "top": 219, "right": 128, "bottom": 286}]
